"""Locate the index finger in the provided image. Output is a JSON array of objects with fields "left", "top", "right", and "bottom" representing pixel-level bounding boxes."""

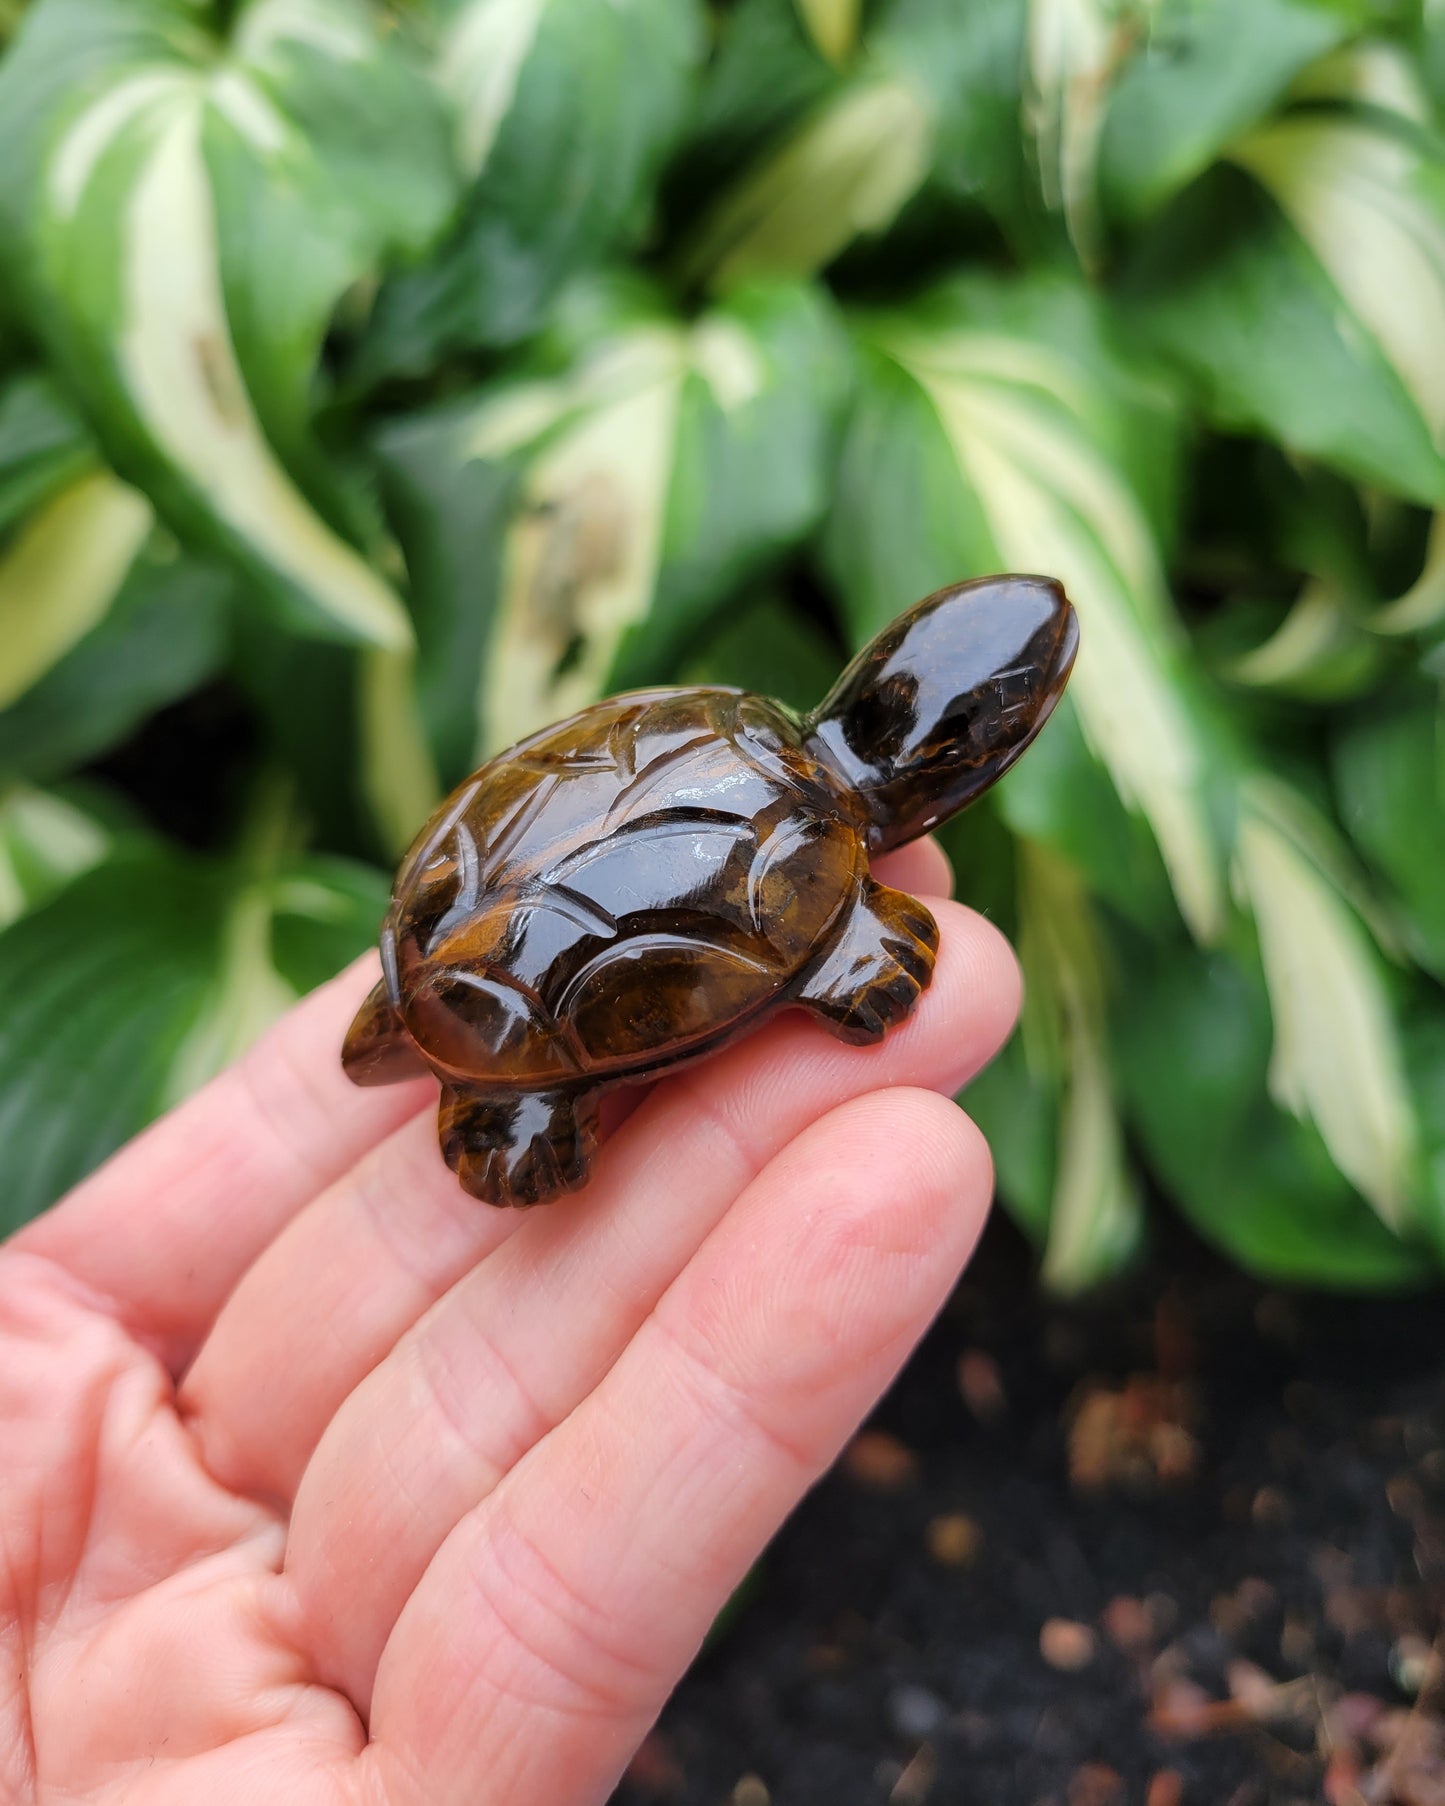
[{"left": 10, "top": 835, "right": 955, "bottom": 1372}]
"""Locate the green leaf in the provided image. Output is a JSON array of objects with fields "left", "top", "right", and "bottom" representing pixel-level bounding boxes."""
[
  {"left": 0, "top": 0, "right": 457, "bottom": 649},
  {"left": 991, "top": 694, "right": 1177, "bottom": 932},
  {"left": 1428, "top": 2, "right": 1445, "bottom": 115},
  {"left": 1287, "top": 36, "right": 1436, "bottom": 119},
  {"left": 795, "top": 0, "right": 861, "bottom": 66},
  {"left": 356, "top": 646, "right": 442, "bottom": 858},
  {"left": 230, "top": 624, "right": 374, "bottom": 857},
  {"left": 1225, "top": 582, "right": 1392, "bottom": 698},
  {"left": 1228, "top": 113, "right": 1445, "bottom": 462},
  {"left": 1192, "top": 447, "right": 1395, "bottom": 695},
  {"left": 1127, "top": 132, "right": 1445, "bottom": 505},
  {"left": 1230, "top": 771, "right": 1421, "bottom": 1236},
  {"left": 966, "top": 840, "right": 1145, "bottom": 1293},
  {"left": 1405, "top": 1000, "right": 1445, "bottom": 1264},
  {"left": 670, "top": 0, "right": 839, "bottom": 195},
  {"left": 362, "top": 0, "right": 704, "bottom": 369},
  {"left": 1021, "top": 0, "right": 1148, "bottom": 265},
  {"left": 866, "top": 0, "right": 1035, "bottom": 241},
  {"left": 372, "top": 406, "right": 522, "bottom": 787},
  {"left": 827, "top": 272, "right": 1229, "bottom": 943},
  {"left": 267, "top": 851, "right": 390, "bottom": 994},
  {"left": 0, "top": 537, "right": 233, "bottom": 780},
  {"left": 1099, "top": 0, "right": 1363, "bottom": 224},
  {"left": 375, "top": 280, "right": 847, "bottom": 775},
  {"left": 1372, "top": 510, "right": 1445, "bottom": 635},
  {"left": 0, "top": 783, "right": 112, "bottom": 927},
  {"left": 0, "top": 361, "right": 155, "bottom": 720},
  {"left": 1116, "top": 933, "right": 1434, "bottom": 1287},
  {"left": 0, "top": 470, "right": 153, "bottom": 710},
  {"left": 0, "top": 837, "right": 387, "bottom": 1230},
  {"left": 1334, "top": 686, "right": 1445, "bottom": 981},
  {"left": 681, "top": 73, "right": 935, "bottom": 290},
  {"left": 680, "top": 589, "right": 843, "bottom": 714},
  {"left": 0, "top": 369, "right": 95, "bottom": 534}
]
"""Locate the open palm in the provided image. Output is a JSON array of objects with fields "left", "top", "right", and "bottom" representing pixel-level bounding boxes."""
[{"left": 0, "top": 840, "right": 1016, "bottom": 1805}]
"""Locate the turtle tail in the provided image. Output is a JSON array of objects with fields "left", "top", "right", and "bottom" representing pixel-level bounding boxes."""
[{"left": 342, "top": 979, "right": 429, "bottom": 1086}]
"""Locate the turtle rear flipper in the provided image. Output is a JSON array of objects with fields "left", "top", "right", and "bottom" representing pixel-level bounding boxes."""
[
  {"left": 439, "top": 1085, "right": 600, "bottom": 1206},
  {"left": 342, "top": 980, "right": 429, "bottom": 1085}
]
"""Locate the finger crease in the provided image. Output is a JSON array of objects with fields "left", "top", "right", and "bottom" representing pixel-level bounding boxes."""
[
  {"left": 663, "top": 1076, "right": 763, "bottom": 1197},
  {"left": 649, "top": 1313, "right": 820, "bottom": 1480},
  {"left": 349, "top": 1139, "right": 482, "bottom": 1293},
  {"left": 474, "top": 1507, "right": 660, "bottom": 1718},
  {"left": 416, "top": 1322, "right": 551, "bottom": 1483},
  {"left": 233, "top": 1037, "right": 337, "bottom": 1198}
]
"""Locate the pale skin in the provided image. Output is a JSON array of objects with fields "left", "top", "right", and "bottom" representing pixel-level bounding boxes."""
[{"left": 0, "top": 839, "right": 1019, "bottom": 1806}]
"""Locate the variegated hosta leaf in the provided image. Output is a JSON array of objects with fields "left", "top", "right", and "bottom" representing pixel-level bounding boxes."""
[
  {"left": 1114, "top": 930, "right": 1434, "bottom": 1286},
  {"left": 1429, "top": 0, "right": 1445, "bottom": 113},
  {"left": 363, "top": 0, "right": 703, "bottom": 368},
  {"left": 1097, "top": 0, "right": 1362, "bottom": 224},
  {"left": 0, "top": 0, "right": 458, "bottom": 649},
  {"left": 0, "top": 784, "right": 112, "bottom": 929},
  {"left": 1372, "top": 513, "right": 1445, "bottom": 636},
  {"left": 1225, "top": 579, "right": 1387, "bottom": 699},
  {"left": 0, "top": 368, "right": 95, "bottom": 535},
  {"left": 794, "top": 0, "right": 861, "bottom": 67},
  {"left": 442, "top": 0, "right": 554, "bottom": 179},
  {"left": 0, "top": 365, "right": 164, "bottom": 712},
  {"left": 1231, "top": 772, "right": 1420, "bottom": 1235},
  {"left": 662, "top": 0, "right": 839, "bottom": 202},
  {"left": 1209, "top": 455, "right": 1397, "bottom": 694},
  {"left": 161, "top": 781, "right": 301, "bottom": 1106},
  {"left": 1286, "top": 38, "right": 1433, "bottom": 117},
  {"left": 374, "top": 282, "right": 845, "bottom": 777},
  {"left": 1227, "top": 115, "right": 1445, "bottom": 469},
  {"left": 472, "top": 326, "right": 685, "bottom": 754},
  {"left": 1334, "top": 688, "right": 1445, "bottom": 984},
  {"left": 357, "top": 646, "right": 443, "bottom": 859},
  {"left": 830, "top": 278, "right": 1227, "bottom": 943},
  {"left": 0, "top": 533, "right": 234, "bottom": 782},
  {"left": 0, "top": 832, "right": 389, "bottom": 1230},
  {"left": 682, "top": 75, "right": 934, "bottom": 290},
  {"left": 1018, "top": 841, "right": 1144, "bottom": 1292},
  {"left": 437, "top": 0, "right": 701, "bottom": 182},
  {"left": 0, "top": 471, "right": 152, "bottom": 710},
  {"left": 1130, "top": 101, "right": 1445, "bottom": 506},
  {"left": 1025, "top": 0, "right": 1147, "bottom": 266}
]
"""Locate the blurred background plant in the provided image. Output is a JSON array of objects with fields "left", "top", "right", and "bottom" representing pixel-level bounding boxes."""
[{"left": 0, "top": 0, "right": 1441, "bottom": 1291}]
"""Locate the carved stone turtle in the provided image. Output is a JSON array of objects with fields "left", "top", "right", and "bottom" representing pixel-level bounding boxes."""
[{"left": 343, "top": 574, "right": 1079, "bottom": 1206}]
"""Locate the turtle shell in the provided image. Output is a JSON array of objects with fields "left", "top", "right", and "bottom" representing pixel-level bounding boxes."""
[{"left": 384, "top": 687, "right": 862, "bottom": 1086}]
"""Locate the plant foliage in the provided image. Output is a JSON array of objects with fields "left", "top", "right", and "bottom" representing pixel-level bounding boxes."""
[{"left": 0, "top": 0, "right": 1441, "bottom": 1289}]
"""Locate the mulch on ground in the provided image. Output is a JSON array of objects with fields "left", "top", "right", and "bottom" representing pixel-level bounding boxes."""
[{"left": 614, "top": 1217, "right": 1445, "bottom": 1806}]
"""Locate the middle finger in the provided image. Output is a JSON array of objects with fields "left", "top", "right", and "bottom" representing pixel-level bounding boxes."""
[{"left": 282, "top": 895, "right": 1016, "bottom": 1710}]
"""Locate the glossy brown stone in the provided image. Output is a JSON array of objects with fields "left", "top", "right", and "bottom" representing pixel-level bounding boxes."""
[{"left": 343, "top": 574, "right": 1079, "bottom": 1206}]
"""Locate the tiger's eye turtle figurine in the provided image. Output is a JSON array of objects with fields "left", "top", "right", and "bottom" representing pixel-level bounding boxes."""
[{"left": 343, "top": 574, "right": 1079, "bottom": 1206}]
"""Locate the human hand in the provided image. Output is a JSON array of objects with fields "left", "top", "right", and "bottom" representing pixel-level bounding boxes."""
[{"left": 0, "top": 838, "right": 1018, "bottom": 1805}]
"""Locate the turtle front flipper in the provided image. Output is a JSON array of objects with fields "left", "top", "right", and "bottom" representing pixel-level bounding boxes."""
[
  {"left": 796, "top": 881, "right": 939, "bottom": 1045},
  {"left": 438, "top": 1084, "right": 601, "bottom": 1207},
  {"left": 342, "top": 980, "right": 429, "bottom": 1085}
]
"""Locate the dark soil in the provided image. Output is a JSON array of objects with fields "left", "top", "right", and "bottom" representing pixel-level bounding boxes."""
[{"left": 613, "top": 1216, "right": 1445, "bottom": 1806}]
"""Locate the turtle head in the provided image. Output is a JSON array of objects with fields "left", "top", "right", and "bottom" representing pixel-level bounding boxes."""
[{"left": 806, "top": 575, "right": 1078, "bottom": 853}]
